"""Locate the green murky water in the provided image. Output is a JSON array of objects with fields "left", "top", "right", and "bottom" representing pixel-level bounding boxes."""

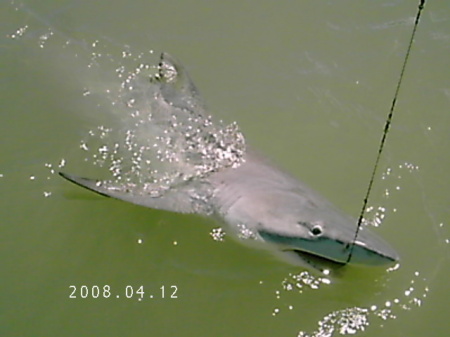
[{"left": 1, "top": 1, "right": 449, "bottom": 336}]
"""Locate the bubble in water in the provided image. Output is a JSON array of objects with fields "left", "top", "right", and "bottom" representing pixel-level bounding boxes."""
[
  {"left": 210, "top": 227, "right": 226, "bottom": 242},
  {"left": 8, "top": 25, "right": 28, "bottom": 39}
]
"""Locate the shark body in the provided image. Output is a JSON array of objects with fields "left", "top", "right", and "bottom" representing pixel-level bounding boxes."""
[{"left": 60, "top": 53, "right": 399, "bottom": 272}]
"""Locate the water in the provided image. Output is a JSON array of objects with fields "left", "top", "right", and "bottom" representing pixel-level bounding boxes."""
[{"left": 1, "top": 1, "right": 449, "bottom": 336}]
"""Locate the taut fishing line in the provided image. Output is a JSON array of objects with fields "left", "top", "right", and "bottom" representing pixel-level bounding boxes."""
[{"left": 346, "top": 0, "right": 426, "bottom": 264}]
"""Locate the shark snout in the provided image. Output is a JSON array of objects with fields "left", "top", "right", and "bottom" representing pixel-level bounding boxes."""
[{"left": 346, "top": 235, "right": 399, "bottom": 265}]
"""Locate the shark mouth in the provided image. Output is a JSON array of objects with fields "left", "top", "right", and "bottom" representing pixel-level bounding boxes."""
[{"left": 288, "top": 249, "right": 347, "bottom": 272}]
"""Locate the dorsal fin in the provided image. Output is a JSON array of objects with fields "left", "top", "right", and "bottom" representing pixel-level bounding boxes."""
[{"left": 154, "top": 53, "right": 206, "bottom": 114}]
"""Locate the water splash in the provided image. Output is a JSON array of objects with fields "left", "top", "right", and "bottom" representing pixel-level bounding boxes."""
[
  {"left": 294, "top": 269, "right": 430, "bottom": 337},
  {"left": 281, "top": 271, "right": 332, "bottom": 293},
  {"left": 80, "top": 53, "right": 246, "bottom": 199}
]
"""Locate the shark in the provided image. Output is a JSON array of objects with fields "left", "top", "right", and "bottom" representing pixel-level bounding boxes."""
[{"left": 60, "top": 53, "right": 399, "bottom": 272}]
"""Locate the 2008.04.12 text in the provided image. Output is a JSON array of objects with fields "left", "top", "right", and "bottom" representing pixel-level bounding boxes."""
[{"left": 69, "top": 285, "right": 178, "bottom": 301}]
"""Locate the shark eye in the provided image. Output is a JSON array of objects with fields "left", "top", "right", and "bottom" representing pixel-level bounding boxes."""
[{"left": 311, "top": 225, "right": 323, "bottom": 236}]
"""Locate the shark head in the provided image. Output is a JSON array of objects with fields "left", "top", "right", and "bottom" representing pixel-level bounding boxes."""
[
  {"left": 257, "top": 219, "right": 399, "bottom": 272},
  {"left": 249, "top": 190, "right": 400, "bottom": 272}
]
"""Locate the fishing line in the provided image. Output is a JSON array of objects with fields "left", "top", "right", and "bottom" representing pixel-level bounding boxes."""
[{"left": 346, "top": 0, "right": 426, "bottom": 264}]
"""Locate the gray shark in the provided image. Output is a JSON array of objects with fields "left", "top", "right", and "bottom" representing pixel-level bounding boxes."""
[{"left": 60, "top": 53, "right": 399, "bottom": 272}]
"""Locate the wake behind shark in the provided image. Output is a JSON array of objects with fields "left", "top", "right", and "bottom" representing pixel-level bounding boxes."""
[{"left": 60, "top": 53, "right": 399, "bottom": 272}]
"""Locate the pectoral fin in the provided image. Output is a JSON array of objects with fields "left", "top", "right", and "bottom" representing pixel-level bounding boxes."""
[{"left": 59, "top": 172, "right": 210, "bottom": 214}]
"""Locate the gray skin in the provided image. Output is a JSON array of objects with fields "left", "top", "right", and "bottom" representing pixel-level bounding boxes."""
[{"left": 60, "top": 53, "right": 399, "bottom": 272}]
